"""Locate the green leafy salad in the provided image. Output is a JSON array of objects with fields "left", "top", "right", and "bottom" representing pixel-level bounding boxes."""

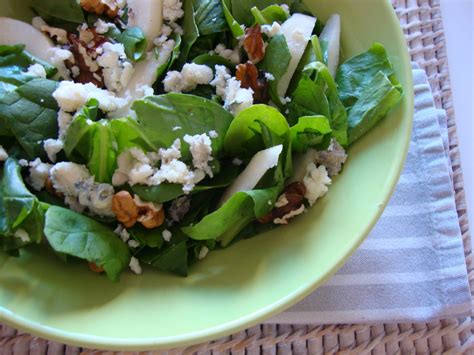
[{"left": 0, "top": 0, "right": 403, "bottom": 281}]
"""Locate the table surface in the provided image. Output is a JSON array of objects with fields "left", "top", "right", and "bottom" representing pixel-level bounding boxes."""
[{"left": 439, "top": 0, "right": 473, "bottom": 229}]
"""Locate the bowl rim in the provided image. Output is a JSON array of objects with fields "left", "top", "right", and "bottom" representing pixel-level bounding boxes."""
[{"left": 0, "top": 1, "right": 414, "bottom": 350}]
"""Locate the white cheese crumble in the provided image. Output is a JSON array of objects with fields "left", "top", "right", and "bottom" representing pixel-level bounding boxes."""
[
  {"left": 172, "top": 126, "right": 182, "bottom": 131},
  {"left": 14, "top": 229, "right": 30, "bottom": 243},
  {"left": 43, "top": 138, "right": 64, "bottom": 163},
  {"left": 261, "top": 22, "right": 281, "bottom": 38},
  {"left": 97, "top": 42, "right": 134, "bottom": 93},
  {"left": 210, "top": 65, "right": 254, "bottom": 115},
  {"left": 128, "top": 239, "right": 140, "bottom": 248},
  {"left": 162, "top": 229, "right": 172, "bottom": 242},
  {"left": 183, "top": 133, "right": 214, "bottom": 177},
  {"left": 57, "top": 110, "right": 74, "bottom": 139},
  {"left": 223, "top": 78, "right": 254, "bottom": 115},
  {"left": 53, "top": 81, "right": 127, "bottom": 113},
  {"left": 168, "top": 196, "right": 191, "bottom": 222},
  {"left": 113, "top": 136, "right": 215, "bottom": 193},
  {"left": 280, "top": 4, "right": 290, "bottom": 14},
  {"left": 18, "top": 159, "right": 28, "bottom": 167},
  {"left": 28, "top": 158, "right": 52, "bottom": 191},
  {"left": 265, "top": 72, "right": 275, "bottom": 81},
  {"left": 129, "top": 256, "right": 142, "bottom": 275},
  {"left": 273, "top": 204, "right": 306, "bottom": 225},
  {"left": 232, "top": 157, "right": 243, "bottom": 166},
  {"left": 47, "top": 48, "right": 73, "bottom": 79},
  {"left": 211, "top": 43, "right": 241, "bottom": 65},
  {"left": 94, "top": 19, "right": 114, "bottom": 34},
  {"left": 208, "top": 130, "right": 218, "bottom": 139},
  {"left": 32, "top": 16, "right": 68, "bottom": 44},
  {"left": 303, "top": 164, "right": 331, "bottom": 206},
  {"left": 274, "top": 195, "right": 289, "bottom": 208},
  {"left": 163, "top": 63, "right": 214, "bottom": 93},
  {"left": 163, "top": 0, "right": 184, "bottom": 22},
  {"left": 0, "top": 146, "right": 8, "bottom": 161},
  {"left": 313, "top": 140, "right": 348, "bottom": 177},
  {"left": 25, "top": 64, "right": 47, "bottom": 78},
  {"left": 114, "top": 224, "right": 131, "bottom": 242},
  {"left": 50, "top": 162, "right": 115, "bottom": 217},
  {"left": 198, "top": 246, "right": 209, "bottom": 260}
]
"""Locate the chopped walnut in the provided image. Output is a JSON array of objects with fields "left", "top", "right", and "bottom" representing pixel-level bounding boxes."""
[
  {"left": 112, "top": 191, "right": 165, "bottom": 229},
  {"left": 112, "top": 191, "right": 139, "bottom": 228},
  {"left": 138, "top": 208, "right": 165, "bottom": 229},
  {"left": 88, "top": 262, "right": 105, "bottom": 273},
  {"left": 80, "top": 0, "right": 119, "bottom": 18},
  {"left": 236, "top": 61, "right": 269, "bottom": 103},
  {"left": 65, "top": 33, "right": 105, "bottom": 87},
  {"left": 258, "top": 182, "right": 307, "bottom": 224},
  {"left": 244, "top": 24, "right": 266, "bottom": 64}
]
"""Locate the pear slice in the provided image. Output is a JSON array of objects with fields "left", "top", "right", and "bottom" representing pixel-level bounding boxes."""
[
  {"left": 0, "top": 17, "right": 71, "bottom": 79},
  {"left": 277, "top": 13, "right": 316, "bottom": 98},
  {"left": 319, "top": 14, "right": 341, "bottom": 78},
  {"left": 0, "top": 17, "right": 55, "bottom": 63},
  {"left": 219, "top": 145, "right": 283, "bottom": 206},
  {"left": 127, "top": 0, "right": 164, "bottom": 50}
]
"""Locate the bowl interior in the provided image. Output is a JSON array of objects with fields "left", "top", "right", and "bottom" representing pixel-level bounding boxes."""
[{"left": 0, "top": 0, "right": 413, "bottom": 350}]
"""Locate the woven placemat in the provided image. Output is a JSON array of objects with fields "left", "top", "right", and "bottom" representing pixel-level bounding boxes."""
[{"left": 1, "top": 0, "right": 472, "bottom": 353}]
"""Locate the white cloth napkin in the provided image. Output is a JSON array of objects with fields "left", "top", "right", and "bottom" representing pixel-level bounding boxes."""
[{"left": 269, "top": 64, "right": 472, "bottom": 325}]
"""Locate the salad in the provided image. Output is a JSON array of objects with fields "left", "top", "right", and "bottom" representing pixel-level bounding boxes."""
[{"left": 0, "top": 0, "right": 403, "bottom": 281}]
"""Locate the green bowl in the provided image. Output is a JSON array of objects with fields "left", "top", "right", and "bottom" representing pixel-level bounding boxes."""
[{"left": 0, "top": 0, "right": 413, "bottom": 350}]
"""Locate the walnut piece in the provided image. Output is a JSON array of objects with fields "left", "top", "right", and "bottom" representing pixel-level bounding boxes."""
[
  {"left": 80, "top": 0, "right": 118, "bottom": 17},
  {"left": 236, "top": 61, "right": 269, "bottom": 104},
  {"left": 112, "top": 191, "right": 139, "bottom": 228},
  {"left": 244, "top": 24, "right": 266, "bottom": 64},
  {"left": 88, "top": 262, "right": 105, "bottom": 273},
  {"left": 258, "top": 182, "right": 307, "bottom": 224},
  {"left": 112, "top": 190, "right": 165, "bottom": 229},
  {"left": 138, "top": 208, "right": 165, "bottom": 229}
]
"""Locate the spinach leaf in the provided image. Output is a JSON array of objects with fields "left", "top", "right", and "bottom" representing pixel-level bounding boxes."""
[
  {"left": 232, "top": 0, "right": 293, "bottom": 26},
  {"left": 288, "top": 75, "right": 330, "bottom": 123},
  {"left": 177, "top": 0, "right": 199, "bottom": 66},
  {"left": 336, "top": 43, "right": 396, "bottom": 108},
  {"left": 192, "top": 53, "right": 234, "bottom": 69},
  {"left": 290, "top": 115, "right": 332, "bottom": 152},
  {"left": 251, "top": 5, "right": 289, "bottom": 25},
  {"left": 119, "top": 27, "right": 147, "bottom": 62},
  {"left": 0, "top": 45, "right": 56, "bottom": 76},
  {"left": 44, "top": 206, "right": 130, "bottom": 282},
  {"left": 303, "top": 62, "right": 348, "bottom": 146},
  {"left": 221, "top": 0, "right": 244, "bottom": 38},
  {"left": 193, "top": 0, "right": 227, "bottom": 35},
  {"left": 31, "top": 0, "right": 85, "bottom": 24},
  {"left": 259, "top": 34, "right": 291, "bottom": 105},
  {"left": 348, "top": 71, "right": 403, "bottom": 144},
  {"left": 182, "top": 186, "right": 280, "bottom": 246},
  {"left": 65, "top": 102, "right": 155, "bottom": 183},
  {"left": 88, "top": 121, "right": 118, "bottom": 183},
  {"left": 224, "top": 104, "right": 289, "bottom": 157},
  {"left": 1, "top": 158, "right": 44, "bottom": 244},
  {"left": 137, "top": 238, "right": 188, "bottom": 276},
  {"left": 0, "top": 78, "right": 58, "bottom": 160},
  {"left": 132, "top": 94, "right": 234, "bottom": 156},
  {"left": 129, "top": 224, "right": 165, "bottom": 249}
]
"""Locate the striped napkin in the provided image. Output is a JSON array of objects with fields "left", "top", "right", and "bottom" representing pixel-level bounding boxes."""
[{"left": 269, "top": 64, "right": 472, "bottom": 325}]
